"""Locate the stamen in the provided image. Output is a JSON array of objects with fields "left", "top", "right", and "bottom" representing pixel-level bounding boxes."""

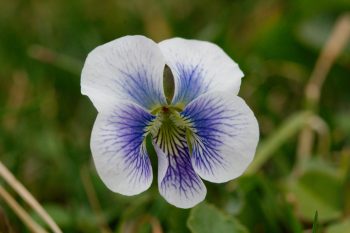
[{"left": 145, "top": 106, "right": 195, "bottom": 157}]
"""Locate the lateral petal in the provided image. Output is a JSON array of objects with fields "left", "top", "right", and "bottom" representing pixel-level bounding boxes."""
[
  {"left": 91, "top": 101, "right": 155, "bottom": 195},
  {"left": 182, "top": 92, "right": 259, "bottom": 183}
]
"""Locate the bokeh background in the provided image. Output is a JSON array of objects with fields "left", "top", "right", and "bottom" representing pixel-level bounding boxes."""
[{"left": 1, "top": 0, "right": 350, "bottom": 232}]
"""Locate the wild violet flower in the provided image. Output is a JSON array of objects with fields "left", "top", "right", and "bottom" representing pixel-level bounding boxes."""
[{"left": 81, "top": 36, "right": 259, "bottom": 208}]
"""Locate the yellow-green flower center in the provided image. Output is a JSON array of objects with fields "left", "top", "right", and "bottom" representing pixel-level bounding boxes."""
[{"left": 146, "top": 104, "right": 194, "bottom": 156}]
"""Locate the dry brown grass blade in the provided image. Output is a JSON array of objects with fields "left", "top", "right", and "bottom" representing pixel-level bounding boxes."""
[
  {"left": 305, "top": 13, "right": 350, "bottom": 110},
  {"left": 0, "top": 186, "right": 48, "bottom": 233},
  {"left": 296, "top": 13, "right": 350, "bottom": 172},
  {"left": 0, "top": 161, "right": 62, "bottom": 233}
]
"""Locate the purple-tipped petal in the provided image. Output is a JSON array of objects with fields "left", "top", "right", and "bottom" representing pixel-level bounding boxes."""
[
  {"left": 91, "top": 101, "right": 155, "bottom": 195},
  {"left": 182, "top": 92, "right": 259, "bottom": 183},
  {"left": 82, "top": 35, "right": 167, "bottom": 112},
  {"left": 159, "top": 38, "right": 243, "bottom": 105},
  {"left": 153, "top": 128, "right": 206, "bottom": 208}
]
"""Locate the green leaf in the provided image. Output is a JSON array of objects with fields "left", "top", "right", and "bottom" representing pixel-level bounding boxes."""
[
  {"left": 287, "top": 159, "right": 343, "bottom": 222},
  {"left": 325, "top": 219, "right": 350, "bottom": 233},
  {"left": 187, "top": 202, "right": 248, "bottom": 233}
]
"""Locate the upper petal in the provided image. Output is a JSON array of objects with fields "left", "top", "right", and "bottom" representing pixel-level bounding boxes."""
[
  {"left": 158, "top": 38, "right": 243, "bottom": 105},
  {"left": 153, "top": 124, "right": 206, "bottom": 208},
  {"left": 91, "top": 101, "right": 155, "bottom": 195},
  {"left": 81, "top": 35, "right": 167, "bottom": 112},
  {"left": 181, "top": 92, "right": 259, "bottom": 183}
]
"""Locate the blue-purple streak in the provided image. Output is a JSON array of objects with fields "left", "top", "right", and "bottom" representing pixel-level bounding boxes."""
[
  {"left": 182, "top": 95, "right": 242, "bottom": 176},
  {"left": 172, "top": 63, "right": 211, "bottom": 105},
  {"left": 118, "top": 67, "right": 166, "bottom": 109},
  {"left": 98, "top": 104, "right": 155, "bottom": 186},
  {"left": 155, "top": 129, "right": 204, "bottom": 199}
]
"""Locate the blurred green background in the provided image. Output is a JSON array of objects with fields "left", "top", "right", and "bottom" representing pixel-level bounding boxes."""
[{"left": 1, "top": 0, "right": 350, "bottom": 232}]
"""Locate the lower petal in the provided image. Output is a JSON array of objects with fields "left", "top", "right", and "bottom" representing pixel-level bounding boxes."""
[
  {"left": 91, "top": 101, "right": 155, "bottom": 195},
  {"left": 182, "top": 92, "right": 259, "bottom": 183},
  {"left": 153, "top": 131, "right": 206, "bottom": 209}
]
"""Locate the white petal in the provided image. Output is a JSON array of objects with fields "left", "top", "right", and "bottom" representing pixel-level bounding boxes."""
[
  {"left": 158, "top": 38, "right": 243, "bottom": 105},
  {"left": 182, "top": 91, "right": 259, "bottom": 183},
  {"left": 91, "top": 101, "right": 155, "bottom": 195},
  {"left": 153, "top": 133, "right": 206, "bottom": 209},
  {"left": 82, "top": 35, "right": 166, "bottom": 112}
]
